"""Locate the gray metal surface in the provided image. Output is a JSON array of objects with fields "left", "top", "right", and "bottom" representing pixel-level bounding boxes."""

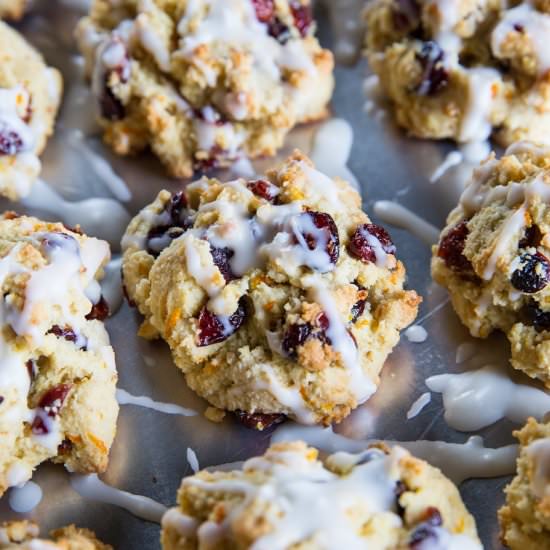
[{"left": 0, "top": 2, "right": 512, "bottom": 548}]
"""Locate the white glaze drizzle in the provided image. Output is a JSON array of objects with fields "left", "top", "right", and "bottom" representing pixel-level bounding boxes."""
[
  {"left": 0, "top": 87, "right": 40, "bottom": 199},
  {"left": 100, "top": 256, "right": 124, "bottom": 315},
  {"left": 373, "top": 201, "right": 440, "bottom": 246},
  {"left": 526, "top": 437, "right": 550, "bottom": 498},
  {"left": 430, "top": 150, "right": 463, "bottom": 183},
  {"left": 116, "top": 389, "right": 197, "bottom": 417},
  {"left": 8, "top": 481, "right": 43, "bottom": 513},
  {"left": 70, "top": 474, "right": 167, "bottom": 522},
  {"left": 187, "top": 447, "right": 200, "bottom": 473},
  {"left": 406, "top": 392, "right": 432, "bottom": 420},
  {"left": 271, "top": 423, "right": 518, "bottom": 484},
  {"left": 426, "top": 364, "right": 550, "bottom": 431},
  {"left": 21, "top": 179, "right": 131, "bottom": 250},
  {"left": 404, "top": 324, "right": 428, "bottom": 343},
  {"left": 171, "top": 443, "right": 481, "bottom": 549}
]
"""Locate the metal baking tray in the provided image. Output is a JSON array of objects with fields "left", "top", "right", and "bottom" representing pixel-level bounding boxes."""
[{"left": 0, "top": 1, "right": 518, "bottom": 548}]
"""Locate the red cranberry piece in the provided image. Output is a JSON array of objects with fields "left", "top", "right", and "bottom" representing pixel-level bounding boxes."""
[
  {"left": 167, "top": 191, "right": 189, "bottom": 225},
  {"left": 210, "top": 245, "right": 235, "bottom": 282},
  {"left": 394, "top": 480, "right": 407, "bottom": 517},
  {"left": 26, "top": 359, "right": 37, "bottom": 380},
  {"left": 281, "top": 322, "right": 312, "bottom": 357},
  {"left": 290, "top": 1, "right": 312, "bottom": 36},
  {"left": 348, "top": 223, "right": 396, "bottom": 264},
  {"left": 351, "top": 297, "right": 367, "bottom": 323},
  {"left": 247, "top": 179, "right": 279, "bottom": 202},
  {"left": 437, "top": 220, "right": 472, "bottom": 274},
  {"left": 513, "top": 23, "right": 525, "bottom": 33},
  {"left": 511, "top": 252, "right": 550, "bottom": 293},
  {"left": 252, "top": 0, "right": 275, "bottom": 22},
  {"left": 98, "top": 39, "right": 130, "bottom": 121},
  {"left": 392, "top": 0, "right": 420, "bottom": 31},
  {"left": 38, "top": 384, "right": 72, "bottom": 417},
  {"left": 268, "top": 18, "right": 291, "bottom": 43},
  {"left": 31, "top": 414, "right": 49, "bottom": 435},
  {"left": 197, "top": 297, "right": 247, "bottom": 346},
  {"left": 295, "top": 211, "right": 340, "bottom": 268},
  {"left": 58, "top": 438, "right": 73, "bottom": 454},
  {"left": 47, "top": 325, "right": 87, "bottom": 350},
  {"left": 235, "top": 410, "right": 286, "bottom": 430},
  {"left": 0, "top": 396, "right": 4, "bottom": 405},
  {"left": 86, "top": 295, "right": 110, "bottom": 321},
  {"left": 519, "top": 225, "right": 542, "bottom": 249},
  {"left": 100, "top": 85, "right": 125, "bottom": 121},
  {"left": 0, "top": 129, "right": 24, "bottom": 156},
  {"left": 415, "top": 41, "right": 449, "bottom": 96},
  {"left": 409, "top": 507, "right": 443, "bottom": 548}
]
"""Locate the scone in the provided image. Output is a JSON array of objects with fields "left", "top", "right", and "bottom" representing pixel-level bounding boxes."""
[
  {"left": 0, "top": 21, "right": 62, "bottom": 200},
  {"left": 363, "top": 0, "right": 550, "bottom": 148},
  {"left": 75, "top": 0, "right": 334, "bottom": 178},
  {"left": 431, "top": 141, "right": 550, "bottom": 386},
  {"left": 0, "top": 0, "right": 26, "bottom": 20},
  {"left": 122, "top": 151, "right": 420, "bottom": 425},
  {"left": 0, "top": 212, "right": 118, "bottom": 496},
  {"left": 0, "top": 521, "right": 111, "bottom": 549},
  {"left": 161, "top": 440, "right": 482, "bottom": 549},
  {"left": 499, "top": 417, "right": 550, "bottom": 549}
]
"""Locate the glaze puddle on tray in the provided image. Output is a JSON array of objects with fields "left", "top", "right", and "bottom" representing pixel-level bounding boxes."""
[{"left": 116, "top": 389, "right": 197, "bottom": 417}]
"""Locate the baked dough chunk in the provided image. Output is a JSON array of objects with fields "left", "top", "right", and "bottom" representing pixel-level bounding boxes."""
[
  {"left": 0, "top": 0, "right": 27, "bottom": 20},
  {"left": 0, "top": 213, "right": 118, "bottom": 496},
  {"left": 75, "top": 0, "right": 334, "bottom": 178},
  {"left": 432, "top": 142, "right": 550, "bottom": 387},
  {"left": 363, "top": 0, "right": 550, "bottom": 149},
  {"left": 161, "top": 441, "right": 482, "bottom": 549},
  {"left": 0, "top": 21, "right": 62, "bottom": 200},
  {"left": 499, "top": 418, "right": 550, "bottom": 550},
  {"left": 122, "top": 151, "right": 420, "bottom": 425},
  {"left": 0, "top": 521, "right": 111, "bottom": 549}
]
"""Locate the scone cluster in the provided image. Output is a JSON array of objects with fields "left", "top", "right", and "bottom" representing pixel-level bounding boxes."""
[
  {"left": 0, "top": 213, "right": 118, "bottom": 496},
  {"left": 76, "top": 0, "right": 334, "bottom": 178},
  {"left": 161, "top": 441, "right": 482, "bottom": 549},
  {"left": 0, "top": 0, "right": 26, "bottom": 21},
  {"left": 432, "top": 142, "right": 550, "bottom": 387},
  {"left": 364, "top": 0, "right": 550, "bottom": 148},
  {"left": 500, "top": 417, "right": 550, "bottom": 549},
  {"left": 122, "top": 151, "right": 419, "bottom": 425},
  {"left": 0, "top": 521, "right": 111, "bottom": 550},
  {"left": 0, "top": 21, "right": 62, "bottom": 200}
]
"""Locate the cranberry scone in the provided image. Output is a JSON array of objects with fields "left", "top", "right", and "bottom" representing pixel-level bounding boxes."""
[
  {"left": 122, "top": 151, "right": 420, "bottom": 425},
  {"left": 499, "top": 417, "right": 550, "bottom": 549},
  {"left": 0, "top": 0, "right": 26, "bottom": 20},
  {"left": 363, "top": 0, "right": 550, "bottom": 148},
  {"left": 432, "top": 141, "right": 550, "bottom": 386},
  {"left": 75, "top": 0, "right": 334, "bottom": 178},
  {"left": 0, "top": 21, "right": 62, "bottom": 200},
  {"left": 0, "top": 213, "right": 118, "bottom": 496},
  {"left": 161, "top": 441, "right": 481, "bottom": 549},
  {"left": 0, "top": 521, "right": 111, "bottom": 550}
]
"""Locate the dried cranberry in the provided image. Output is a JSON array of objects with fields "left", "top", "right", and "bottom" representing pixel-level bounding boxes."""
[
  {"left": 100, "top": 84, "right": 125, "bottom": 121},
  {"left": 350, "top": 297, "right": 367, "bottom": 323},
  {"left": 26, "top": 359, "right": 37, "bottom": 380},
  {"left": 513, "top": 23, "right": 525, "bottom": 33},
  {"left": 47, "top": 325, "right": 78, "bottom": 343},
  {"left": 348, "top": 223, "right": 396, "bottom": 264},
  {"left": 415, "top": 41, "right": 449, "bottom": 96},
  {"left": 58, "top": 438, "right": 73, "bottom": 454},
  {"left": 0, "top": 129, "right": 24, "bottom": 155},
  {"left": 281, "top": 322, "right": 312, "bottom": 357},
  {"left": 409, "top": 508, "right": 443, "bottom": 548},
  {"left": 38, "top": 384, "right": 72, "bottom": 417},
  {"left": 395, "top": 480, "right": 407, "bottom": 517},
  {"left": 167, "top": 191, "right": 189, "bottom": 225},
  {"left": 392, "top": 0, "right": 420, "bottom": 31},
  {"left": 252, "top": 0, "right": 275, "bottom": 22},
  {"left": 247, "top": 179, "right": 279, "bottom": 202},
  {"left": 235, "top": 410, "right": 286, "bottom": 431},
  {"left": 86, "top": 295, "right": 110, "bottom": 321},
  {"left": 519, "top": 225, "right": 542, "bottom": 249},
  {"left": 146, "top": 226, "right": 186, "bottom": 256},
  {"left": 197, "top": 297, "right": 247, "bottom": 346},
  {"left": 511, "top": 252, "right": 550, "bottom": 293},
  {"left": 294, "top": 211, "right": 340, "bottom": 268},
  {"left": 0, "top": 396, "right": 4, "bottom": 405},
  {"left": 268, "top": 18, "right": 291, "bottom": 43},
  {"left": 437, "top": 220, "right": 472, "bottom": 274},
  {"left": 210, "top": 245, "right": 236, "bottom": 282},
  {"left": 290, "top": 1, "right": 312, "bottom": 36},
  {"left": 31, "top": 415, "right": 49, "bottom": 435},
  {"left": 522, "top": 302, "right": 550, "bottom": 332}
]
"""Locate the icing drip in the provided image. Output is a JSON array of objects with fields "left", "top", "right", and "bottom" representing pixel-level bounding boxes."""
[
  {"left": 406, "top": 392, "right": 431, "bottom": 419},
  {"left": 70, "top": 474, "right": 167, "bottom": 522},
  {"left": 171, "top": 444, "right": 481, "bottom": 549},
  {"left": 187, "top": 447, "right": 200, "bottom": 473},
  {"left": 8, "top": 481, "right": 43, "bottom": 513},
  {"left": 0, "top": 87, "right": 40, "bottom": 198},
  {"left": 426, "top": 364, "right": 550, "bottom": 431},
  {"left": 404, "top": 324, "right": 428, "bottom": 343},
  {"left": 116, "top": 389, "right": 197, "bottom": 417},
  {"left": 373, "top": 201, "right": 440, "bottom": 246},
  {"left": 271, "top": 424, "right": 518, "bottom": 484},
  {"left": 526, "top": 437, "right": 550, "bottom": 498}
]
